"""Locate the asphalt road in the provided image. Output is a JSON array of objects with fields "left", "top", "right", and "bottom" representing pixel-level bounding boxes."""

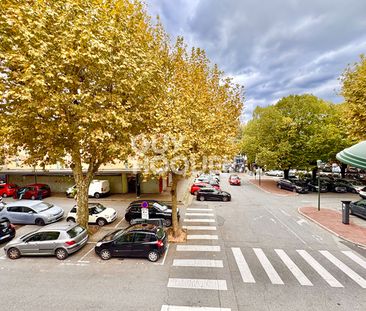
[{"left": 1, "top": 174, "right": 366, "bottom": 311}]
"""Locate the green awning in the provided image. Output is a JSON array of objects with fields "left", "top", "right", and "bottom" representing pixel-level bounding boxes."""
[{"left": 336, "top": 141, "right": 366, "bottom": 170}]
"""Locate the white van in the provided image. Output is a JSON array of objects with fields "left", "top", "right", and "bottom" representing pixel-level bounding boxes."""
[{"left": 66, "top": 180, "right": 110, "bottom": 199}]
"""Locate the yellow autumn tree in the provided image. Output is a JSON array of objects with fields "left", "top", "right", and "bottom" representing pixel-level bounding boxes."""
[{"left": 0, "top": 0, "right": 168, "bottom": 229}]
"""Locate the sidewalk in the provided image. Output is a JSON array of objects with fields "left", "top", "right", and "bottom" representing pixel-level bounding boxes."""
[
  {"left": 299, "top": 207, "right": 366, "bottom": 248},
  {"left": 248, "top": 178, "right": 297, "bottom": 196}
]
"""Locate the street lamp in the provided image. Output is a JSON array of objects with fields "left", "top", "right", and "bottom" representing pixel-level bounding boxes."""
[{"left": 316, "top": 160, "right": 324, "bottom": 211}]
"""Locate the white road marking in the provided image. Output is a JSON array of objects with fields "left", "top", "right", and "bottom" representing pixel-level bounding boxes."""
[
  {"left": 167, "top": 278, "right": 227, "bottom": 290},
  {"left": 78, "top": 245, "right": 95, "bottom": 263},
  {"left": 253, "top": 248, "right": 284, "bottom": 285},
  {"left": 187, "top": 235, "right": 218, "bottom": 240},
  {"left": 114, "top": 217, "right": 125, "bottom": 228},
  {"left": 320, "top": 250, "right": 366, "bottom": 288},
  {"left": 280, "top": 209, "right": 291, "bottom": 217},
  {"left": 185, "top": 213, "right": 215, "bottom": 217},
  {"left": 231, "top": 247, "right": 255, "bottom": 283},
  {"left": 177, "top": 245, "right": 220, "bottom": 252},
  {"left": 275, "top": 249, "right": 313, "bottom": 286},
  {"left": 173, "top": 259, "right": 223, "bottom": 268},
  {"left": 342, "top": 251, "right": 366, "bottom": 269},
  {"left": 186, "top": 208, "right": 213, "bottom": 212},
  {"left": 297, "top": 250, "right": 343, "bottom": 288},
  {"left": 161, "top": 305, "right": 231, "bottom": 311},
  {"left": 183, "top": 226, "right": 217, "bottom": 231},
  {"left": 296, "top": 219, "right": 308, "bottom": 226},
  {"left": 270, "top": 218, "right": 277, "bottom": 224},
  {"left": 312, "top": 234, "right": 323, "bottom": 241},
  {"left": 158, "top": 244, "right": 170, "bottom": 266},
  {"left": 183, "top": 219, "right": 215, "bottom": 223}
]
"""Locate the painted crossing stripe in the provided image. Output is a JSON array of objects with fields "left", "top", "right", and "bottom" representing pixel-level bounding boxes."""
[
  {"left": 161, "top": 305, "right": 231, "bottom": 311},
  {"left": 231, "top": 248, "right": 255, "bottom": 283},
  {"left": 167, "top": 278, "right": 227, "bottom": 290},
  {"left": 177, "top": 245, "right": 220, "bottom": 252},
  {"left": 183, "top": 219, "right": 215, "bottom": 223},
  {"left": 182, "top": 226, "right": 217, "bottom": 231},
  {"left": 320, "top": 250, "right": 366, "bottom": 288},
  {"left": 187, "top": 235, "right": 218, "bottom": 240},
  {"left": 275, "top": 249, "right": 313, "bottom": 286},
  {"left": 253, "top": 248, "right": 284, "bottom": 285},
  {"left": 297, "top": 250, "right": 343, "bottom": 288},
  {"left": 186, "top": 208, "right": 213, "bottom": 212},
  {"left": 173, "top": 259, "right": 224, "bottom": 268},
  {"left": 185, "top": 213, "right": 215, "bottom": 216},
  {"left": 342, "top": 251, "right": 366, "bottom": 270}
]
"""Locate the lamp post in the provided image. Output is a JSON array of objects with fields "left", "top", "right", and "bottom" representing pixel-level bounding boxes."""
[{"left": 316, "top": 160, "right": 323, "bottom": 211}]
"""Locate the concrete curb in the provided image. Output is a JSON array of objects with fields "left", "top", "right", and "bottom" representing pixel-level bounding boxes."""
[
  {"left": 298, "top": 207, "right": 366, "bottom": 249},
  {"left": 248, "top": 180, "right": 298, "bottom": 197}
]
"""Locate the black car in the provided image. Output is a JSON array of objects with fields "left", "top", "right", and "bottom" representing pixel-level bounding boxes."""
[
  {"left": 327, "top": 180, "right": 348, "bottom": 193},
  {"left": 128, "top": 200, "right": 171, "bottom": 209},
  {"left": 94, "top": 224, "right": 167, "bottom": 262},
  {"left": 335, "top": 179, "right": 365, "bottom": 193},
  {"left": 350, "top": 199, "right": 366, "bottom": 220},
  {"left": 0, "top": 218, "right": 16, "bottom": 243},
  {"left": 125, "top": 201, "right": 177, "bottom": 227},
  {"left": 307, "top": 180, "right": 328, "bottom": 193},
  {"left": 276, "top": 179, "right": 308, "bottom": 193},
  {"left": 196, "top": 188, "right": 231, "bottom": 201}
]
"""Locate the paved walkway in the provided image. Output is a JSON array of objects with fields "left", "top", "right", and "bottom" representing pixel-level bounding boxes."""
[{"left": 299, "top": 207, "right": 366, "bottom": 248}]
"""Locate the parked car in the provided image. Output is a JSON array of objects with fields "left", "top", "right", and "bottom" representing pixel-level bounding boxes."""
[
  {"left": 327, "top": 180, "right": 348, "bottom": 193},
  {"left": 66, "top": 179, "right": 110, "bottom": 198},
  {"left": 0, "top": 183, "right": 18, "bottom": 198},
  {"left": 95, "top": 223, "right": 167, "bottom": 262},
  {"left": 307, "top": 180, "right": 328, "bottom": 193},
  {"left": 0, "top": 218, "right": 16, "bottom": 243},
  {"left": 196, "top": 188, "right": 231, "bottom": 201},
  {"left": 229, "top": 174, "right": 241, "bottom": 185},
  {"left": 0, "top": 201, "right": 64, "bottom": 225},
  {"left": 13, "top": 183, "right": 51, "bottom": 200},
  {"left": 66, "top": 203, "right": 117, "bottom": 226},
  {"left": 265, "top": 170, "right": 284, "bottom": 177},
  {"left": 335, "top": 179, "right": 365, "bottom": 193},
  {"left": 125, "top": 201, "right": 177, "bottom": 227},
  {"left": 4, "top": 223, "right": 88, "bottom": 260},
  {"left": 130, "top": 218, "right": 165, "bottom": 227},
  {"left": 350, "top": 199, "right": 366, "bottom": 220},
  {"left": 276, "top": 179, "right": 308, "bottom": 193},
  {"left": 359, "top": 187, "right": 366, "bottom": 199},
  {"left": 190, "top": 182, "right": 215, "bottom": 195}
]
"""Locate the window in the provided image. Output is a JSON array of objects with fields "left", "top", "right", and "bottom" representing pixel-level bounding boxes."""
[
  {"left": 115, "top": 233, "right": 134, "bottom": 244},
  {"left": 0, "top": 186, "right": 4, "bottom": 190},
  {"left": 27, "top": 233, "right": 43, "bottom": 242},
  {"left": 7, "top": 206, "right": 22, "bottom": 213},
  {"left": 40, "top": 232, "right": 60, "bottom": 241},
  {"left": 21, "top": 207, "right": 33, "bottom": 213},
  {"left": 70, "top": 207, "right": 77, "bottom": 213},
  {"left": 67, "top": 225, "right": 85, "bottom": 238},
  {"left": 134, "top": 232, "right": 150, "bottom": 242}
]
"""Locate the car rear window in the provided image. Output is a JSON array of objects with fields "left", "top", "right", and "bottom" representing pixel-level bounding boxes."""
[
  {"left": 67, "top": 225, "right": 85, "bottom": 238},
  {"left": 156, "top": 227, "right": 165, "bottom": 239}
]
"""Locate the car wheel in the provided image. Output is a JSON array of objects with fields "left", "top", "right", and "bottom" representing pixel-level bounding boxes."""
[
  {"left": 199, "top": 196, "right": 205, "bottom": 201},
  {"left": 129, "top": 219, "right": 135, "bottom": 225},
  {"left": 94, "top": 192, "right": 101, "bottom": 199},
  {"left": 277, "top": 184, "right": 282, "bottom": 189},
  {"left": 35, "top": 218, "right": 45, "bottom": 226},
  {"left": 7, "top": 247, "right": 21, "bottom": 260},
  {"left": 66, "top": 217, "right": 76, "bottom": 223},
  {"left": 31, "top": 195, "right": 35, "bottom": 200},
  {"left": 164, "top": 219, "right": 172, "bottom": 227},
  {"left": 222, "top": 196, "right": 228, "bottom": 202},
  {"left": 99, "top": 249, "right": 112, "bottom": 260},
  {"left": 55, "top": 248, "right": 68, "bottom": 260},
  {"left": 97, "top": 218, "right": 107, "bottom": 226},
  {"left": 2, "top": 193, "right": 7, "bottom": 198},
  {"left": 147, "top": 250, "right": 159, "bottom": 262}
]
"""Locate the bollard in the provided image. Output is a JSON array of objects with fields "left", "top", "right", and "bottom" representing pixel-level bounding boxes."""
[{"left": 341, "top": 200, "right": 351, "bottom": 225}]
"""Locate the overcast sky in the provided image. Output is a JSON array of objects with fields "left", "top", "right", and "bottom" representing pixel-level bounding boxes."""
[{"left": 147, "top": 0, "right": 366, "bottom": 122}]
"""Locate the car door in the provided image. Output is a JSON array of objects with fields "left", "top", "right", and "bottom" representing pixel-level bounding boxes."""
[
  {"left": 88, "top": 207, "right": 97, "bottom": 223},
  {"left": 131, "top": 232, "right": 151, "bottom": 257},
  {"left": 20, "top": 232, "right": 43, "bottom": 254},
  {"left": 5, "top": 205, "right": 23, "bottom": 223},
  {"left": 113, "top": 232, "right": 134, "bottom": 257},
  {"left": 20, "top": 206, "right": 37, "bottom": 224},
  {"left": 37, "top": 231, "right": 60, "bottom": 254}
]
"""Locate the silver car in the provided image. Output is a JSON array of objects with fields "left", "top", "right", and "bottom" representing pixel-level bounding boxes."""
[
  {"left": 0, "top": 200, "right": 64, "bottom": 225},
  {"left": 4, "top": 223, "right": 88, "bottom": 260}
]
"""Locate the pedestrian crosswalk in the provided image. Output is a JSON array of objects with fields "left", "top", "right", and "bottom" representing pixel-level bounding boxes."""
[{"left": 231, "top": 247, "right": 366, "bottom": 288}]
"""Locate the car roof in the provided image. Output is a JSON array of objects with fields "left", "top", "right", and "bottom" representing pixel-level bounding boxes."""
[
  {"left": 124, "top": 223, "right": 158, "bottom": 234},
  {"left": 5, "top": 200, "right": 44, "bottom": 207},
  {"left": 37, "top": 222, "right": 80, "bottom": 232}
]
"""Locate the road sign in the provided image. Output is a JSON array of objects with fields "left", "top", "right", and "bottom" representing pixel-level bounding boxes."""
[
  {"left": 141, "top": 201, "right": 149, "bottom": 208},
  {"left": 141, "top": 207, "right": 149, "bottom": 220}
]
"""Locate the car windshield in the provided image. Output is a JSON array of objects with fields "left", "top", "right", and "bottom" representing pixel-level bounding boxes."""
[
  {"left": 153, "top": 202, "right": 168, "bottom": 211},
  {"left": 103, "top": 229, "right": 124, "bottom": 241},
  {"left": 33, "top": 202, "right": 54, "bottom": 212},
  {"left": 90, "top": 204, "right": 106, "bottom": 213},
  {"left": 351, "top": 181, "right": 363, "bottom": 186}
]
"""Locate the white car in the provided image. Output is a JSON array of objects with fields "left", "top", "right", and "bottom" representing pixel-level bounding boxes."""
[
  {"left": 66, "top": 180, "right": 110, "bottom": 199},
  {"left": 66, "top": 203, "right": 117, "bottom": 226}
]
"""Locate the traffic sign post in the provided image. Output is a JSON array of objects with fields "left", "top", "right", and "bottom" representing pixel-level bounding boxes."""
[{"left": 141, "top": 201, "right": 149, "bottom": 220}]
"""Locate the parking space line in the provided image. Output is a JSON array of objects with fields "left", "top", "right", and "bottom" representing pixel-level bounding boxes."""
[
  {"left": 161, "top": 305, "right": 231, "bottom": 311},
  {"left": 114, "top": 217, "right": 126, "bottom": 228},
  {"left": 78, "top": 245, "right": 95, "bottom": 263}
]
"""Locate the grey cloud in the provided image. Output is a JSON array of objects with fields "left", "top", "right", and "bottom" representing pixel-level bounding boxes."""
[{"left": 147, "top": 0, "right": 366, "bottom": 121}]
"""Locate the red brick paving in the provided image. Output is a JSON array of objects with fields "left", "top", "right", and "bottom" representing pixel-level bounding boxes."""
[
  {"left": 299, "top": 207, "right": 366, "bottom": 247},
  {"left": 249, "top": 178, "right": 297, "bottom": 196}
]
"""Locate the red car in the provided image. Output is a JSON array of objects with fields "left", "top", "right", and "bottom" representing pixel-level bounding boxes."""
[
  {"left": 229, "top": 175, "right": 241, "bottom": 186},
  {"left": 190, "top": 182, "right": 219, "bottom": 195},
  {"left": 0, "top": 183, "right": 18, "bottom": 198},
  {"left": 13, "top": 183, "right": 51, "bottom": 200}
]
